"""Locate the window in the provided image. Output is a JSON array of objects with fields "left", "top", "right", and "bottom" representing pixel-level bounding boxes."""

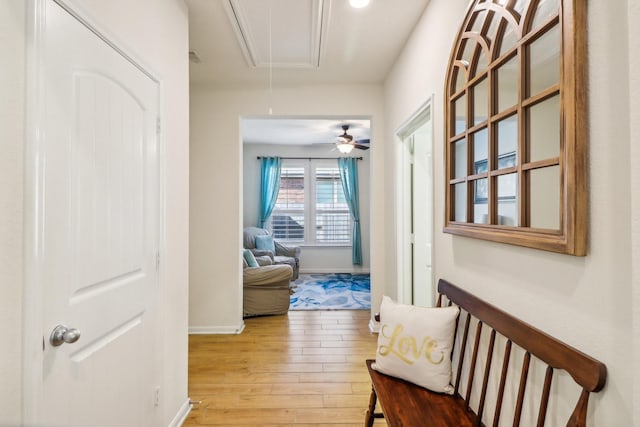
[
  {"left": 272, "top": 167, "right": 305, "bottom": 242},
  {"left": 315, "top": 167, "right": 351, "bottom": 244},
  {"left": 272, "top": 161, "right": 352, "bottom": 245},
  {"left": 443, "top": 0, "right": 587, "bottom": 255}
]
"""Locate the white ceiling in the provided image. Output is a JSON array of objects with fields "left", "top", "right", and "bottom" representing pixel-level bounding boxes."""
[
  {"left": 241, "top": 118, "right": 370, "bottom": 145},
  {"left": 185, "top": 0, "right": 430, "bottom": 144},
  {"left": 186, "top": 0, "right": 430, "bottom": 86}
]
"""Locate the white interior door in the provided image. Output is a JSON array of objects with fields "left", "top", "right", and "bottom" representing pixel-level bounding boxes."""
[
  {"left": 411, "top": 120, "right": 433, "bottom": 307},
  {"left": 36, "top": 2, "right": 160, "bottom": 426},
  {"left": 396, "top": 102, "right": 434, "bottom": 306}
]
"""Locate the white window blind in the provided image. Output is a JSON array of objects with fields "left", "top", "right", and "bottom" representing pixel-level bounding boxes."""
[
  {"left": 272, "top": 167, "right": 305, "bottom": 242},
  {"left": 315, "top": 167, "right": 351, "bottom": 244}
]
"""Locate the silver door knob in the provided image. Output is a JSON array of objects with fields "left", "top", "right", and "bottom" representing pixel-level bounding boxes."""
[{"left": 50, "top": 325, "right": 81, "bottom": 347}]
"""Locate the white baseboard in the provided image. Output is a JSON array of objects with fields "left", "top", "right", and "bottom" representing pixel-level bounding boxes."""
[
  {"left": 369, "top": 316, "right": 380, "bottom": 333},
  {"left": 189, "top": 322, "right": 245, "bottom": 335},
  {"left": 168, "top": 398, "right": 192, "bottom": 427},
  {"left": 299, "top": 268, "right": 371, "bottom": 274}
]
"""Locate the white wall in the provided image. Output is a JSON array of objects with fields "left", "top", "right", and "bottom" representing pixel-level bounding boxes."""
[
  {"left": 242, "top": 143, "right": 371, "bottom": 273},
  {"left": 190, "top": 84, "right": 384, "bottom": 331},
  {"left": 0, "top": 0, "right": 25, "bottom": 423},
  {"left": 4, "top": 0, "right": 190, "bottom": 424},
  {"left": 383, "top": 0, "right": 634, "bottom": 424}
]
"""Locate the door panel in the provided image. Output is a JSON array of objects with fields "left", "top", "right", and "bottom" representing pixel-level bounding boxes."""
[
  {"left": 412, "top": 119, "right": 433, "bottom": 307},
  {"left": 398, "top": 106, "right": 434, "bottom": 307},
  {"left": 38, "top": 2, "right": 159, "bottom": 426}
]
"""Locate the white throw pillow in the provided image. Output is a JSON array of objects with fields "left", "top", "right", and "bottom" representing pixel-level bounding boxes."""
[{"left": 373, "top": 296, "right": 459, "bottom": 394}]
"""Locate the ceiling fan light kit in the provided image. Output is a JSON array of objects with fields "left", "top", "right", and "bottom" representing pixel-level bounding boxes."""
[
  {"left": 337, "top": 142, "right": 355, "bottom": 154},
  {"left": 329, "top": 124, "right": 370, "bottom": 154}
]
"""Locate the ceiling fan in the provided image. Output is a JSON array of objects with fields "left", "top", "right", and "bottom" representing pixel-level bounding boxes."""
[{"left": 335, "top": 125, "right": 370, "bottom": 154}]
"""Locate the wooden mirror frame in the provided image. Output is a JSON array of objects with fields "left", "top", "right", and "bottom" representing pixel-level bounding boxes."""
[{"left": 443, "top": 0, "right": 587, "bottom": 256}]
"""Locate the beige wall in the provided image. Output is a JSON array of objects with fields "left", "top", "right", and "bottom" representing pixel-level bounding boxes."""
[
  {"left": 190, "top": 84, "right": 384, "bottom": 331},
  {"left": 384, "top": 0, "right": 634, "bottom": 424},
  {"left": 4, "top": 0, "right": 190, "bottom": 424},
  {"left": 0, "top": 0, "right": 25, "bottom": 423},
  {"left": 628, "top": 0, "right": 640, "bottom": 424}
]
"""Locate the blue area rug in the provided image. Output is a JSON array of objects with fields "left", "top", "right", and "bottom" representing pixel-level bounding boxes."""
[{"left": 290, "top": 273, "right": 371, "bottom": 310}]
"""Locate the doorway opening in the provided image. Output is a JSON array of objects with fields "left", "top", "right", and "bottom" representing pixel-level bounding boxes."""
[{"left": 240, "top": 116, "right": 372, "bottom": 312}]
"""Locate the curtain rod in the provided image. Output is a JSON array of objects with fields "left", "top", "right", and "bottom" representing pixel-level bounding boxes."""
[{"left": 257, "top": 156, "right": 363, "bottom": 160}]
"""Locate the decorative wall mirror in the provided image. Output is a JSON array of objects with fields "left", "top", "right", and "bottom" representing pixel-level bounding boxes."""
[{"left": 444, "top": 0, "right": 587, "bottom": 255}]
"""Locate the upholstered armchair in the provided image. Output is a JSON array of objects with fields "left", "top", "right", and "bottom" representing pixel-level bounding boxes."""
[
  {"left": 243, "top": 256, "right": 293, "bottom": 317},
  {"left": 243, "top": 227, "right": 301, "bottom": 280}
]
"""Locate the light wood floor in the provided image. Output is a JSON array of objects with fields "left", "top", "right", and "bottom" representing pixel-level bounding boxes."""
[{"left": 184, "top": 310, "right": 388, "bottom": 427}]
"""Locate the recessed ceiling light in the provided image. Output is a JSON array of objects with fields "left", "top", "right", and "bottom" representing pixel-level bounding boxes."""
[{"left": 349, "top": 0, "right": 370, "bottom": 8}]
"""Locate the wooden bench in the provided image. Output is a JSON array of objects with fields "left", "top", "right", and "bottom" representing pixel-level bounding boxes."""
[{"left": 365, "top": 279, "right": 607, "bottom": 427}]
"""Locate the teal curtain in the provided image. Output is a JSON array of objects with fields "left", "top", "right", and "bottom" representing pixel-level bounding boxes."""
[
  {"left": 258, "top": 157, "right": 282, "bottom": 228},
  {"left": 338, "top": 158, "right": 362, "bottom": 265}
]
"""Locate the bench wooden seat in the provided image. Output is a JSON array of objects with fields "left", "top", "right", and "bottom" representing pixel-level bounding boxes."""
[
  {"left": 366, "top": 360, "right": 479, "bottom": 426},
  {"left": 365, "top": 279, "right": 607, "bottom": 427}
]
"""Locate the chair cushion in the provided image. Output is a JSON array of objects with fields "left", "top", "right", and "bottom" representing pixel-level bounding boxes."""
[
  {"left": 255, "top": 234, "right": 276, "bottom": 253},
  {"left": 255, "top": 256, "right": 273, "bottom": 266},
  {"left": 243, "top": 227, "right": 269, "bottom": 249},
  {"left": 243, "top": 249, "right": 259, "bottom": 268}
]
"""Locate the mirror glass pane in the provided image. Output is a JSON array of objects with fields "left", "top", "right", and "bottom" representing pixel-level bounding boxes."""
[
  {"left": 475, "top": 48, "right": 489, "bottom": 77},
  {"left": 473, "top": 128, "right": 488, "bottom": 174},
  {"left": 513, "top": 0, "right": 528, "bottom": 16},
  {"left": 497, "top": 115, "right": 518, "bottom": 167},
  {"left": 454, "top": 95, "right": 467, "bottom": 135},
  {"left": 499, "top": 21, "right": 519, "bottom": 57},
  {"left": 454, "top": 183, "right": 467, "bottom": 222},
  {"left": 454, "top": 139, "right": 467, "bottom": 179},
  {"left": 470, "top": 10, "right": 487, "bottom": 33},
  {"left": 473, "top": 178, "right": 489, "bottom": 224},
  {"left": 461, "top": 40, "right": 475, "bottom": 65},
  {"left": 497, "top": 173, "right": 518, "bottom": 226},
  {"left": 529, "top": 95, "right": 560, "bottom": 162},
  {"left": 454, "top": 66, "right": 466, "bottom": 93},
  {"left": 530, "top": 166, "right": 560, "bottom": 229},
  {"left": 529, "top": 25, "right": 560, "bottom": 96},
  {"left": 473, "top": 79, "right": 489, "bottom": 125},
  {"left": 486, "top": 14, "right": 501, "bottom": 44},
  {"left": 531, "top": 0, "right": 560, "bottom": 31},
  {"left": 497, "top": 55, "right": 518, "bottom": 112}
]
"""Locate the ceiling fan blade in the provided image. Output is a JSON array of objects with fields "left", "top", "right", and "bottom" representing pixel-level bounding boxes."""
[
  {"left": 354, "top": 139, "right": 370, "bottom": 145},
  {"left": 353, "top": 144, "right": 370, "bottom": 150}
]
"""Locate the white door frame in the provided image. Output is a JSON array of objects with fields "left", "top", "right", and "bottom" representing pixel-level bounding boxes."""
[
  {"left": 395, "top": 96, "right": 435, "bottom": 306},
  {"left": 23, "top": 0, "right": 166, "bottom": 422}
]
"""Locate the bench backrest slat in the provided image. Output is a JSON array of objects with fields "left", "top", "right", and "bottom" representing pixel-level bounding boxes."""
[
  {"left": 437, "top": 279, "right": 607, "bottom": 392},
  {"left": 477, "top": 329, "right": 497, "bottom": 424},
  {"left": 465, "top": 321, "right": 483, "bottom": 409},
  {"left": 513, "top": 351, "right": 531, "bottom": 427},
  {"left": 454, "top": 312, "right": 472, "bottom": 395},
  {"left": 493, "top": 339, "right": 512, "bottom": 427},
  {"left": 537, "top": 366, "right": 554, "bottom": 427}
]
